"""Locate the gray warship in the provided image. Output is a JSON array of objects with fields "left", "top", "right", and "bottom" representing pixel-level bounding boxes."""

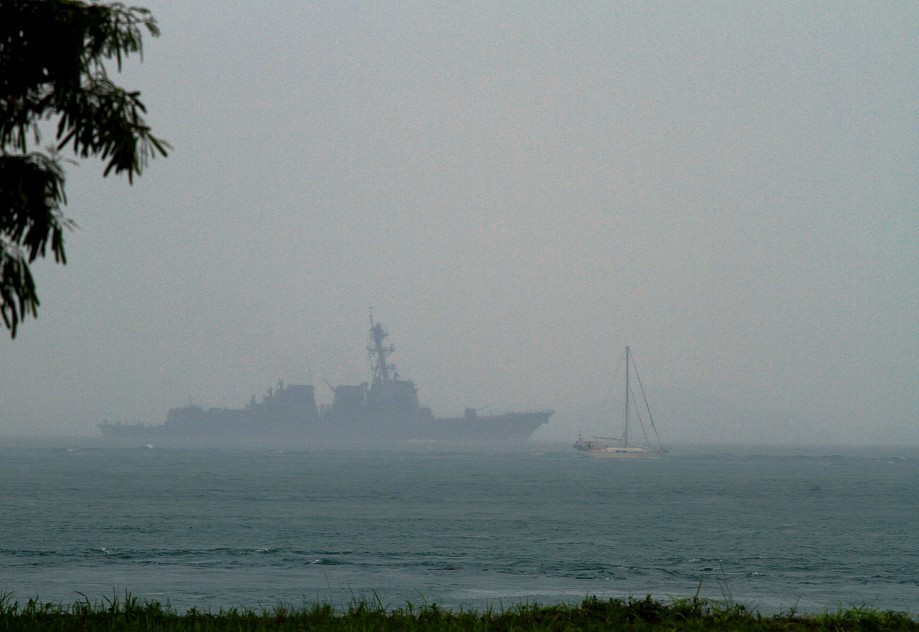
[{"left": 99, "top": 317, "right": 552, "bottom": 447}]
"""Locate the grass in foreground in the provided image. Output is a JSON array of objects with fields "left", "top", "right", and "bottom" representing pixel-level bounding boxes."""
[{"left": 0, "top": 593, "right": 915, "bottom": 631}]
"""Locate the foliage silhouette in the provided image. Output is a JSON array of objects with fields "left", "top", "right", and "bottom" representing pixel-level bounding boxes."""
[{"left": 0, "top": 0, "right": 168, "bottom": 336}]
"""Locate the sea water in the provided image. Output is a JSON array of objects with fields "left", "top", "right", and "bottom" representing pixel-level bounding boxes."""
[{"left": 0, "top": 444, "right": 916, "bottom": 615}]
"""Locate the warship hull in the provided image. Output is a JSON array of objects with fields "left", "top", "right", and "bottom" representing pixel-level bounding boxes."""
[{"left": 98, "top": 409, "right": 552, "bottom": 449}]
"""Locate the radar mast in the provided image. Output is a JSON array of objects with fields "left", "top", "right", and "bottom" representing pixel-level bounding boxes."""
[{"left": 368, "top": 311, "right": 396, "bottom": 384}]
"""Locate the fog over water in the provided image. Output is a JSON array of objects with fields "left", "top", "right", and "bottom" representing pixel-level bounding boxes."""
[{"left": 1, "top": 3, "right": 916, "bottom": 446}]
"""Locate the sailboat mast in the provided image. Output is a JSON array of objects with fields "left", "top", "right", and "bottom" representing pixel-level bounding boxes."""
[{"left": 623, "top": 346, "right": 630, "bottom": 447}]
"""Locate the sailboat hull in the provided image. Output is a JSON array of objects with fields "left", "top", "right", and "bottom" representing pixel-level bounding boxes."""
[{"left": 575, "top": 446, "right": 661, "bottom": 458}]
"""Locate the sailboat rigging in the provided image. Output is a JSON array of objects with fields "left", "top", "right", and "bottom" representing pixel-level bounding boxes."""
[{"left": 575, "top": 346, "right": 665, "bottom": 458}]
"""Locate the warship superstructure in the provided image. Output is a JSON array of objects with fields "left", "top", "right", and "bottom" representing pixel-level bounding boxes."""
[{"left": 99, "top": 316, "right": 552, "bottom": 447}]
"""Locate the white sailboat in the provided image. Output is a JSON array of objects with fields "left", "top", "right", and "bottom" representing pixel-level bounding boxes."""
[{"left": 575, "top": 346, "right": 665, "bottom": 458}]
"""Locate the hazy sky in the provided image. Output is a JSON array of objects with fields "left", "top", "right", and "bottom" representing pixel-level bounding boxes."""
[{"left": 2, "top": 2, "right": 916, "bottom": 446}]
